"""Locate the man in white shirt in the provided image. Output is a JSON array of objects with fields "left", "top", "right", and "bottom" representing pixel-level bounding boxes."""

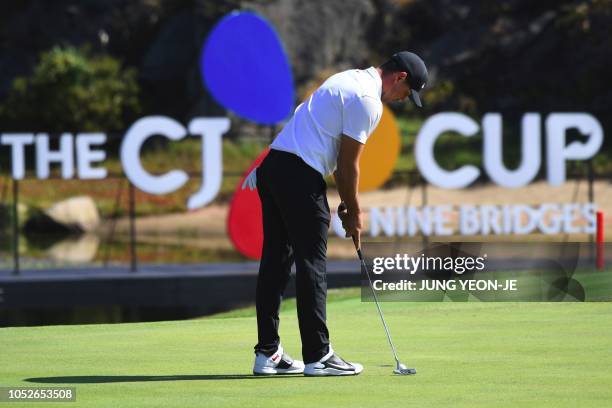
[{"left": 250, "top": 51, "right": 428, "bottom": 376}]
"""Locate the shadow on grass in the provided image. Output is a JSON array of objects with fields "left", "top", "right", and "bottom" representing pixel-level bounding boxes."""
[{"left": 25, "top": 374, "right": 303, "bottom": 383}]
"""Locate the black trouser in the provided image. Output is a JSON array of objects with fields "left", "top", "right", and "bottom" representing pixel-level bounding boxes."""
[{"left": 254, "top": 149, "right": 330, "bottom": 364}]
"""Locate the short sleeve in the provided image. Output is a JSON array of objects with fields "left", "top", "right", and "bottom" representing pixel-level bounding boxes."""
[{"left": 342, "top": 96, "right": 382, "bottom": 144}]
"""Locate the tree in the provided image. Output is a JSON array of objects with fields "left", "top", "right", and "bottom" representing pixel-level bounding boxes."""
[{"left": 0, "top": 46, "right": 141, "bottom": 132}]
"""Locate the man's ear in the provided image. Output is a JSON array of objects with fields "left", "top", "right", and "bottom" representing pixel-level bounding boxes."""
[{"left": 397, "top": 71, "right": 408, "bottom": 82}]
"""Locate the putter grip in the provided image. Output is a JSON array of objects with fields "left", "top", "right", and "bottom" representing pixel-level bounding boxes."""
[{"left": 352, "top": 235, "right": 364, "bottom": 261}]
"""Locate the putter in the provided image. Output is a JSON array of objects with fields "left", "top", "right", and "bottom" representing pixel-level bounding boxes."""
[{"left": 352, "top": 235, "right": 416, "bottom": 375}]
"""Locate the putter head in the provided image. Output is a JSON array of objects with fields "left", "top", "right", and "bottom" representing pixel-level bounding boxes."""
[{"left": 394, "top": 362, "right": 417, "bottom": 375}]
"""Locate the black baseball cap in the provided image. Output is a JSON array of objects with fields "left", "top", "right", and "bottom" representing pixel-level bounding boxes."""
[{"left": 391, "top": 51, "right": 428, "bottom": 107}]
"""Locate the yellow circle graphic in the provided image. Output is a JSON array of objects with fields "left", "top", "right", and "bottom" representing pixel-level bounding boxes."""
[{"left": 358, "top": 106, "right": 401, "bottom": 192}]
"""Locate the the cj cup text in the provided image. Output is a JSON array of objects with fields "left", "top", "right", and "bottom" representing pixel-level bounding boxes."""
[
  {"left": 371, "top": 253, "right": 487, "bottom": 275},
  {"left": 0, "top": 116, "right": 230, "bottom": 209},
  {"left": 0, "top": 111, "right": 604, "bottom": 210},
  {"left": 416, "top": 112, "right": 603, "bottom": 188}
]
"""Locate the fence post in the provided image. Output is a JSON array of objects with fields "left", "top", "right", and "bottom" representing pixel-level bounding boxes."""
[
  {"left": 129, "top": 183, "right": 137, "bottom": 272},
  {"left": 587, "top": 160, "right": 595, "bottom": 262},
  {"left": 588, "top": 159, "right": 594, "bottom": 209},
  {"left": 12, "top": 179, "right": 19, "bottom": 275},
  {"left": 421, "top": 175, "right": 429, "bottom": 248},
  {"left": 596, "top": 211, "right": 604, "bottom": 270}
]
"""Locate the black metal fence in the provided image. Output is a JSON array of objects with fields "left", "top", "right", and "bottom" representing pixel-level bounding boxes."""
[{"left": 0, "top": 162, "right": 608, "bottom": 274}]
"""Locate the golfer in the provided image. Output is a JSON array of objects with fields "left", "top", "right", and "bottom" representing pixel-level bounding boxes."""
[{"left": 246, "top": 51, "right": 428, "bottom": 376}]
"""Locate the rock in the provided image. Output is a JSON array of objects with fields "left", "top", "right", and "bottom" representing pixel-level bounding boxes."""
[
  {"left": 24, "top": 196, "right": 100, "bottom": 234},
  {"left": 246, "top": 0, "right": 377, "bottom": 85},
  {"left": 47, "top": 233, "right": 100, "bottom": 263},
  {"left": 45, "top": 196, "right": 101, "bottom": 232}
]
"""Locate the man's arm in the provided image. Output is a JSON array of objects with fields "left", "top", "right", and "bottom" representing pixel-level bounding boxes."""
[{"left": 334, "top": 134, "right": 365, "bottom": 249}]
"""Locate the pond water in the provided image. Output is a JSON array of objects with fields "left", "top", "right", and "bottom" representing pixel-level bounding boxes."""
[{"left": 0, "top": 232, "right": 247, "bottom": 271}]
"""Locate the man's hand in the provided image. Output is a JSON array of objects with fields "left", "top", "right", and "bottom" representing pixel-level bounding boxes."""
[
  {"left": 338, "top": 202, "right": 348, "bottom": 224},
  {"left": 344, "top": 211, "right": 362, "bottom": 250},
  {"left": 337, "top": 201, "right": 362, "bottom": 250}
]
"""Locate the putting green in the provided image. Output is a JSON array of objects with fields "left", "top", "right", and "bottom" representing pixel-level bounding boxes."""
[{"left": 1, "top": 288, "right": 611, "bottom": 407}]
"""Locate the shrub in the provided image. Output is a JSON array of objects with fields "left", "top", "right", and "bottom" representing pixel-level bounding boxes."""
[{"left": 0, "top": 46, "right": 141, "bottom": 132}]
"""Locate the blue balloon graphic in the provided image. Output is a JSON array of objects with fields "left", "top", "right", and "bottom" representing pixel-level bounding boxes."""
[{"left": 201, "top": 12, "right": 294, "bottom": 125}]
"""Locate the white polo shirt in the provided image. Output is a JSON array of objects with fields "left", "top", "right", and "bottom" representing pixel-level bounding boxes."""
[{"left": 270, "top": 66, "right": 383, "bottom": 176}]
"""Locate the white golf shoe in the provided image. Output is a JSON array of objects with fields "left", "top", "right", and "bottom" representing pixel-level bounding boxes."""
[
  {"left": 304, "top": 345, "right": 363, "bottom": 376},
  {"left": 253, "top": 344, "right": 305, "bottom": 375}
]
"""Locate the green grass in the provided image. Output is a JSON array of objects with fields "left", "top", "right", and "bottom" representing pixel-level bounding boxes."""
[
  {"left": 1, "top": 288, "right": 611, "bottom": 407},
  {"left": 372, "top": 269, "right": 612, "bottom": 302}
]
